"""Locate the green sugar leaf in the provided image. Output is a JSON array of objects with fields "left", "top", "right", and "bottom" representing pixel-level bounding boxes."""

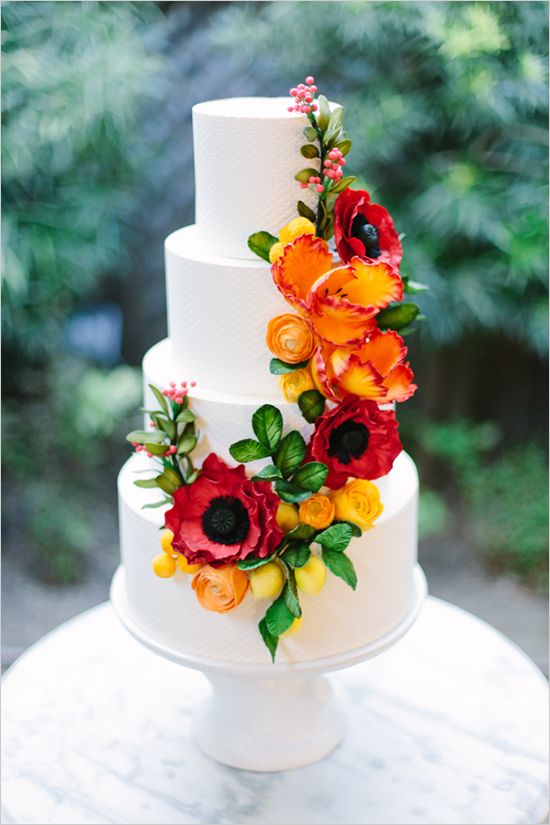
[
  {"left": 265, "top": 593, "right": 296, "bottom": 637},
  {"left": 377, "top": 302, "right": 420, "bottom": 331},
  {"left": 274, "top": 478, "right": 311, "bottom": 504},
  {"left": 229, "top": 438, "right": 272, "bottom": 462},
  {"left": 275, "top": 431, "right": 307, "bottom": 477},
  {"left": 258, "top": 617, "right": 278, "bottom": 662},
  {"left": 322, "top": 549, "right": 358, "bottom": 590},
  {"left": 316, "top": 522, "right": 353, "bottom": 553},
  {"left": 251, "top": 464, "right": 282, "bottom": 482},
  {"left": 248, "top": 231, "right": 278, "bottom": 262},
  {"left": 298, "top": 389, "right": 326, "bottom": 423},
  {"left": 300, "top": 143, "right": 320, "bottom": 159},
  {"left": 252, "top": 404, "right": 283, "bottom": 452},
  {"left": 292, "top": 461, "right": 328, "bottom": 493},
  {"left": 297, "top": 200, "right": 317, "bottom": 222},
  {"left": 269, "top": 357, "right": 310, "bottom": 375}
]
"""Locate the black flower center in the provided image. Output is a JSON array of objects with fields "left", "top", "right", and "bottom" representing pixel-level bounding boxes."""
[
  {"left": 202, "top": 496, "right": 250, "bottom": 545},
  {"left": 327, "top": 420, "right": 370, "bottom": 465},
  {"left": 351, "top": 214, "right": 381, "bottom": 258}
]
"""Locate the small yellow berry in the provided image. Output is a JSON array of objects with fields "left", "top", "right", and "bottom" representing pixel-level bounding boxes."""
[
  {"left": 281, "top": 616, "right": 303, "bottom": 638},
  {"left": 269, "top": 241, "right": 285, "bottom": 263},
  {"left": 161, "top": 529, "right": 175, "bottom": 555},
  {"left": 279, "top": 217, "right": 316, "bottom": 245},
  {"left": 276, "top": 502, "right": 300, "bottom": 534},
  {"left": 250, "top": 562, "right": 285, "bottom": 600},
  {"left": 153, "top": 552, "right": 176, "bottom": 578},
  {"left": 176, "top": 555, "right": 202, "bottom": 575},
  {"left": 295, "top": 555, "right": 327, "bottom": 595}
]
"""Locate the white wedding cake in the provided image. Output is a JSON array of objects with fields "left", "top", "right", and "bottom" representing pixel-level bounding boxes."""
[{"left": 114, "top": 84, "right": 424, "bottom": 667}]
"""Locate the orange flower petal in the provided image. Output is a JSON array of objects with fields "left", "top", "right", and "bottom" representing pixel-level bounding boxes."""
[
  {"left": 309, "top": 301, "right": 376, "bottom": 346},
  {"left": 381, "top": 363, "right": 417, "bottom": 402},
  {"left": 345, "top": 258, "right": 403, "bottom": 310},
  {"left": 332, "top": 353, "right": 386, "bottom": 399},
  {"left": 357, "top": 329, "right": 407, "bottom": 376},
  {"left": 272, "top": 234, "right": 333, "bottom": 312}
]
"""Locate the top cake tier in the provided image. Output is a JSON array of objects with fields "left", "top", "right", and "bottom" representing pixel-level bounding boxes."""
[{"left": 193, "top": 97, "right": 320, "bottom": 260}]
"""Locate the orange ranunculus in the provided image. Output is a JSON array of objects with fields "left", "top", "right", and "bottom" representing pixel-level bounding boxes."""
[
  {"left": 299, "top": 495, "right": 335, "bottom": 530},
  {"left": 192, "top": 564, "right": 249, "bottom": 613},
  {"left": 308, "top": 257, "right": 403, "bottom": 346},
  {"left": 312, "top": 329, "right": 416, "bottom": 403},
  {"left": 271, "top": 234, "right": 333, "bottom": 312},
  {"left": 266, "top": 313, "right": 316, "bottom": 364}
]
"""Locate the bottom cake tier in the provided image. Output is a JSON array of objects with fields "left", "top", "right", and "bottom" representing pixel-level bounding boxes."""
[{"left": 117, "top": 450, "right": 420, "bottom": 666}]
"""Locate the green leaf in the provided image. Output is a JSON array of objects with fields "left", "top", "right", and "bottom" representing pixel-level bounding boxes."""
[
  {"left": 300, "top": 143, "right": 320, "bottom": 159},
  {"left": 295, "top": 167, "right": 321, "bottom": 184},
  {"left": 177, "top": 430, "right": 198, "bottom": 455},
  {"left": 248, "top": 231, "right": 278, "bottom": 262},
  {"left": 281, "top": 542, "right": 311, "bottom": 568},
  {"left": 283, "top": 574, "right": 302, "bottom": 618},
  {"left": 292, "top": 461, "right": 328, "bottom": 493},
  {"left": 322, "top": 549, "right": 357, "bottom": 590},
  {"left": 156, "top": 472, "right": 180, "bottom": 495},
  {"left": 298, "top": 389, "right": 325, "bottom": 423},
  {"left": 270, "top": 357, "right": 310, "bottom": 375},
  {"left": 142, "top": 499, "right": 171, "bottom": 510},
  {"left": 303, "top": 125, "right": 318, "bottom": 142},
  {"left": 404, "top": 278, "right": 430, "bottom": 294},
  {"left": 134, "top": 478, "right": 160, "bottom": 489},
  {"left": 334, "top": 519, "right": 363, "bottom": 538},
  {"left": 377, "top": 302, "right": 420, "bottom": 331},
  {"left": 145, "top": 442, "right": 169, "bottom": 456},
  {"left": 286, "top": 523, "right": 316, "bottom": 540},
  {"left": 229, "top": 439, "right": 272, "bottom": 462},
  {"left": 274, "top": 479, "right": 311, "bottom": 504},
  {"left": 176, "top": 409, "right": 196, "bottom": 423},
  {"left": 149, "top": 384, "right": 170, "bottom": 416},
  {"left": 157, "top": 418, "right": 176, "bottom": 439},
  {"left": 252, "top": 405, "right": 283, "bottom": 452},
  {"left": 275, "top": 431, "right": 306, "bottom": 477},
  {"left": 258, "top": 617, "right": 278, "bottom": 662},
  {"left": 328, "top": 105, "right": 345, "bottom": 134},
  {"left": 126, "top": 430, "right": 166, "bottom": 445},
  {"left": 252, "top": 464, "right": 282, "bottom": 482},
  {"left": 297, "top": 200, "right": 317, "bottom": 222},
  {"left": 237, "top": 554, "right": 276, "bottom": 571},
  {"left": 265, "top": 593, "right": 296, "bottom": 637},
  {"left": 330, "top": 175, "right": 357, "bottom": 194},
  {"left": 316, "top": 522, "right": 353, "bottom": 553},
  {"left": 317, "top": 95, "right": 330, "bottom": 132},
  {"left": 335, "top": 138, "right": 352, "bottom": 156},
  {"left": 185, "top": 469, "right": 200, "bottom": 485}
]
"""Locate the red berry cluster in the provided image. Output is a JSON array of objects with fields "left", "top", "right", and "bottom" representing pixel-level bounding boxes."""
[
  {"left": 162, "top": 380, "right": 196, "bottom": 405},
  {"left": 288, "top": 75, "right": 318, "bottom": 114},
  {"left": 323, "top": 147, "right": 346, "bottom": 182}
]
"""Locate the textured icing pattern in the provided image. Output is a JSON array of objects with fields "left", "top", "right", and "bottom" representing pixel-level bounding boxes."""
[
  {"left": 165, "top": 227, "right": 292, "bottom": 396},
  {"left": 143, "top": 338, "right": 311, "bottom": 468},
  {"left": 117, "top": 451, "right": 418, "bottom": 665},
  {"left": 193, "top": 98, "right": 318, "bottom": 259}
]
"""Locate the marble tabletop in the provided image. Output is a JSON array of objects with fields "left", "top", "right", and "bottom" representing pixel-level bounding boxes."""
[{"left": 1, "top": 597, "right": 548, "bottom": 825}]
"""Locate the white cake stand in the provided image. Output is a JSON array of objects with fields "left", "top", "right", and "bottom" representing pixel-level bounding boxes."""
[{"left": 110, "top": 564, "right": 427, "bottom": 772}]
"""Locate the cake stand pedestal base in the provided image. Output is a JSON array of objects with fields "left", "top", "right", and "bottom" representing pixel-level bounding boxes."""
[
  {"left": 110, "top": 564, "right": 427, "bottom": 771},
  {"left": 194, "top": 672, "right": 345, "bottom": 771}
]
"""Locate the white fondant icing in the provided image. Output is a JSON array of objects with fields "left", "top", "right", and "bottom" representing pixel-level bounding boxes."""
[
  {"left": 193, "top": 97, "right": 321, "bottom": 259},
  {"left": 165, "top": 227, "right": 291, "bottom": 396}
]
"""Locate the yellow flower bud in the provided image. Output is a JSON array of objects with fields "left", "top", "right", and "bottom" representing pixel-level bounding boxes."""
[
  {"left": 250, "top": 562, "right": 285, "bottom": 600},
  {"left": 331, "top": 479, "right": 383, "bottom": 531},
  {"left": 161, "top": 529, "right": 175, "bottom": 556},
  {"left": 295, "top": 555, "right": 326, "bottom": 595},
  {"left": 269, "top": 241, "right": 285, "bottom": 263},
  {"left": 276, "top": 502, "right": 300, "bottom": 533},
  {"left": 278, "top": 367, "right": 316, "bottom": 403},
  {"left": 279, "top": 217, "right": 316, "bottom": 245},
  {"left": 176, "top": 555, "right": 202, "bottom": 575},
  {"left": 299, "top": 494, "right": 335, "bottom": 530},
  {"left": 152, "top": 552, "right": 176, "bottom": 578}
]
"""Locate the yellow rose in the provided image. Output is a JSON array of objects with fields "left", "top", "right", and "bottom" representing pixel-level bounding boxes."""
[
  {"left": 279, "top": 217, "right": 316, "bottom": 245},
  {"left": 266, "top": 314, "right": 316, "bottom": 364},
  {"left": 269, "top": 241, "right": 285, "bottom": 263},
  {"left": 331, "top": 479, "right": 383, "bottom": 531},
  {"left": 278, "top": 367, "right": 316, "bottom": 403},
  {"left": 276, "top": 502, "right": 300, "bottom": 533},
  {"left": 299, "top": 494, "right": 335, "bottom": 530}
]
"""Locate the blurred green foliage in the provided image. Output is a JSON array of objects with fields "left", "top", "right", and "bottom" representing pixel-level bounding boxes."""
[
  {"left": 214, "top": 1, "right": 549, "bottom": 354},
  {"left": 412, "top": 418, "right": 548, "bottom": 590},
  {"left": 2, "top": 1, "right": 164, "bottom": 357}
]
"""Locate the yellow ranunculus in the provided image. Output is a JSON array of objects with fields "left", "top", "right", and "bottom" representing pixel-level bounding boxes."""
[
  {"left": 278, "top": 367, "right": 316, "bottom": 403},
  {"left": 276, "top": 502, "right": 300, "bottom": 533},
  {"left": 299, "top": 494, "right": 335, "bottom": 530},
  {"left": 331, "top": 479, "right": 383, "bottom": 531},
  {"left": 279, "top": 217, "right": 316, "bottom": 245}
]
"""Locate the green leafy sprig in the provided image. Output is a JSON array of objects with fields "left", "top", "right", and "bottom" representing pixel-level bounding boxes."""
[
  {"left": 229, "top": 403, "right": 363, "bottom": 660},
  {"left": 126, "top": 383, "right": 199, "bottom": 508}
]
